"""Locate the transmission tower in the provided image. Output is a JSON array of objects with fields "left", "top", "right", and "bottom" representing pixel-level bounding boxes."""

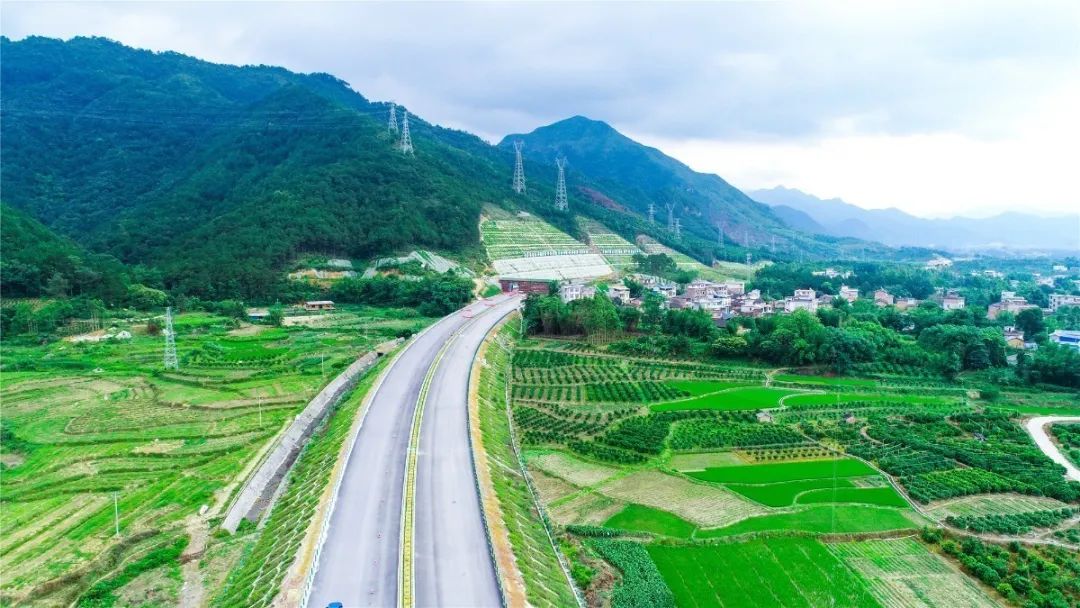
[
  {"left": 674, "top": 217, "right": 682, "bottom": 239},
  {"left": 400, "top": 110, "right": 414, "bottom": 155},
  {"left": 772, "top": 235, "right": 777, "bottom": 254},
  {"left": 163, "top": 307, "right": 178, "bottom": 370},
  {"left": 648, "top": 203, "right": 656, "bottom": 225},
  {"left": 717, "top": 223, "right": 725, "bottom": 247},
  {"left": 554, "top": 157, "right": 569, "bottom": 211},
  {"left": 512, "top": 141, "right": 526, "bottom": 194},
  {"left": 666, "top": 203, "right": 675, "bottom": 230},
  {"left": 388, "top": 104, "right": 399, "bottom": 134},
  {"left": 746, "top": 252, "right": 753, "bottom": 266}
]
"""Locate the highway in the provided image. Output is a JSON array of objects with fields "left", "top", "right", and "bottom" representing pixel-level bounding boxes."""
[
  {"left": 413, "top": 296, "right": 521, "bottom": 607},
  {"left": 306, "top": 294, "right": 518, "bottom": 608}
]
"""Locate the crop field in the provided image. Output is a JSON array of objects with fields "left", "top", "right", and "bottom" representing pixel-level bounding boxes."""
[
  {"left": 579, "top": 219, "right": 644, "bottom": 271},
  {"left": 481, "top": 215, "right": 587, "bottom": 260},
  {"left": 636, "top": 237, "right": 755, "bottom": 282},
  {"left": 648, "top": 539, "right": 880, "bottom": 607},
  {"left": 926, "top": 493, "right": 1073, "bottom": 519},
  {"left": 0, "top": 306, "right": 434, "bottom": 606},
  {"left": 495, "top": 338, "right": 1072, "bottom": 607},
  {"left": 829, "top": 538, "right": 998, "bottom": 608}
]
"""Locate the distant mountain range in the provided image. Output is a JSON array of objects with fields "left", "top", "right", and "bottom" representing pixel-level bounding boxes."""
[{"left": 749, "top": 187, "right": 1080, "bottom": 252}]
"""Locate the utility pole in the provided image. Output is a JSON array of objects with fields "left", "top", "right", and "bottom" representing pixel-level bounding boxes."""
[
  {"left": 163, "top": 307, "right": 178, "bottom": 371},
  {"left": 400, "top": 110, "right": 414, "bottom": 155},
  {"left": 648, "top": 203, "right": 655, "bottom": 225},
  {"left": 113, "top": 493, "right": 120, "bottom": 537},
  {"left": 512, "top": 141, "right": 526, "bottom": 194},
  {"left": 258, "top": 390, "right": 263, "bottom": 427},
  {"left": 388, "top": 104, "right": 399, "bottom": 134},
  {"left": 554, "top": 157, "right": 568, "bottom": 211}
]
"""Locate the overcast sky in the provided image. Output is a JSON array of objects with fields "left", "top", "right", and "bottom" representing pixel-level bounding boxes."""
[{"left": 3, "top": 1, "right": 1079, "bottom": 218}]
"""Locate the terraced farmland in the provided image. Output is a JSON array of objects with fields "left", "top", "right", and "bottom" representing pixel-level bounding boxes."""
[
  {"left": 0, "top": 306, "right": 433, "bottom": 606},
  {"left": 829, "top": 538, "right": 997, "bottom": 608},
  {"left": 580, "top": 219, "right": 643, "bottom": 270}
]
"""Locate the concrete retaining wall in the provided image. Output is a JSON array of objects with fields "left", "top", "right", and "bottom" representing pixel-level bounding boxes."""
[{"left": 222, "top": 339, "right": 402, "bottom": 532}]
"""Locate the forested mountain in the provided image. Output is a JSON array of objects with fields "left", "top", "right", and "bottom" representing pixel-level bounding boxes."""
[
  {"left": 750, "top": 186, "right": 1080, "bottom": 252},
  {"left": 1, "top": 36, "right": 562, "bottom": 298},
  {"left": 2, "top": 36, "right": 897, "bottom": 303}
]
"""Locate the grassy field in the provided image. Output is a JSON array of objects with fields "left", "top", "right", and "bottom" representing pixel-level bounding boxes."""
[
  {"left": 648, "top": 538, "right": 881, "bottom": 607},
  {"left": 480, "top": 214, "right": 586, "bottom": 260},
  {"left": 0, "top": 305, "right": 434, "bottom": 605},
  {"left": 773, "top": 373, "right": 879, "bottom": 387},
  {"left": 604, "top": 505, "right": 697, "bottom": 539}
]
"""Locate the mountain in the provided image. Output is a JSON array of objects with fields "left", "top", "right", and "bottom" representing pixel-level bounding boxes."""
[
  {"left": 2, "top": 36, "right": 579, "bottom": 299},
  {"left": 751, "top": 186, "right": 1080, "bottom": 252},
  {"left": 500, "top": 116, "right": 788, "bottom": 245}
]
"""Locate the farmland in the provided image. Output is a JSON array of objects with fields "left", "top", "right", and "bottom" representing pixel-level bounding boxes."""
[
  {"left": 489, "top": 332, "right": 1080, "bottom": 608},
  {"left": 0, "top": 305, "right": 434, "bottom": 606}
]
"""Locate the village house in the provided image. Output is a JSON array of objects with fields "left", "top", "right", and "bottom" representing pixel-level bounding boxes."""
[
  {"left": 941, "top": 291, "right": 966, "bottom": 311},
  {"left": 783, "top": 289, "right": 818, "bottom": 313},
  {"left": 608, "top": 283, "right": 631, "bottom": 304},
  {"left": 1049, "top": 293, "right": 1080, "bottom": 312},
  {"left": 873, "top": 289, "right": 895, "bottom": 307},
  {"left": 1050, "top": 329, "right": 1080, "bottom": 351},
  {"left": 925, "top": 257, "right": 953, "bottom": 270},
  {"left": 303, "top": 300, "right": 335, "bottom": 312},
  {"left": 559, "top": 281, "right": 596, "bottom": 303},
  {"left": 722, "top": 281, "right": 746, "bottom": 296},
  {"left": 987, "top": 291, "right": 1037, "bottom": 319},
  {"left": 499, "top": 277, "right": 552, "bottom": 295},
  {"left": 812, "top": 268, "right": 851, "bottom": 279},
  {"left": 894, "top": 297, "right": 920, "bottom": 310},
  {"left": 839, "top": 285, "right": 859, "bottom": 303},
  {"left": 1002, "top": 326, "right": 1026, "bottom": 349}
]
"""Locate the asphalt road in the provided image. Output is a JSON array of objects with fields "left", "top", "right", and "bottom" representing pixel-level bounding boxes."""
[
  {"left": 307, "top": 295, "right": 515, "bottom": 608},
  {"left": 414, "top": 296, "right": 521, "bottom": 607}
]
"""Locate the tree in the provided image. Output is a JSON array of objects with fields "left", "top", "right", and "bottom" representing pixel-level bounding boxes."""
[
  {"left": 1015, "top": 308, "right": 1046, "bottom": 342},
  {"left": 712, "top": 335, "right": 748, "bottom": 357},
  {"left": 268, "top": 304, "right": 285, "bottom": 327},
  {"left": 44, "top": 272, "right": 70, "bottom": 298}
]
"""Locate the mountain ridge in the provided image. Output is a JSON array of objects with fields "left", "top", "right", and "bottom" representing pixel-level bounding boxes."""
[{"left": 750, "top": 186, "right": 1080, "bottom": 251}]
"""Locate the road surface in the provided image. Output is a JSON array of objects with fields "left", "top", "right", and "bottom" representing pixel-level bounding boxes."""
[
  {"left": 1025, "top": 416, "right": 1080, "bottom": 481},
  {"left": 307, "top": 295, "right": 516, "bottom": 608},
  {"left": 414, "top": 296, "right": 521, "bottom": 607}
]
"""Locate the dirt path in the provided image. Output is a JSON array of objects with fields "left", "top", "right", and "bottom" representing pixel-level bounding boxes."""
[
  {"left": 1024, "top": 416, "right": 1080, "bottom": 481},
  {"left": 179, "top": 516, "right": 209, "bottom": 608}
]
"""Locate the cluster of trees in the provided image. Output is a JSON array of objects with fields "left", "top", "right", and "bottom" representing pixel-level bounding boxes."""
[
  {"left": 751, "top": 262, "right": 936, "bottom": 301},
  {"left": 922, "top": 529, "right": 1079, "bottom": 608},
  {"left": 328, "top": 274, "right": 474, "bottom": 317}
]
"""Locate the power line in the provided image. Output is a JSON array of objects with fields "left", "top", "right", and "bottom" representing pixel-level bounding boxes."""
[{"left": 512, "top": 140, "right": 526, "bottom": 194}]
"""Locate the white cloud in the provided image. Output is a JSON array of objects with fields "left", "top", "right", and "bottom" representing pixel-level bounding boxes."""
[{"left": 2, "top": 1, "right": 1079, "bottom": 217}]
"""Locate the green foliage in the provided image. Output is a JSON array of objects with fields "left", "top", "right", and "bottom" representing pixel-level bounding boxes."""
[
  {"left": 926, "top": 532, "right": 1080, "bottom": 608},
  {"left": 946, "top": 508, "right": 1077, "bottom": 535},
  {"left": 588, "top": 540, "right": 674, "bottom": 608},
  {"left": 76, "top": 535, "right": 188, "bottom": 607},
  {"left": 329, "top": 274, "right": 473, "bottom": 316}
]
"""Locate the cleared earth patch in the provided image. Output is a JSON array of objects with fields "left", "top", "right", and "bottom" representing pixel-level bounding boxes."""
[{"left": 597, "top": 470, "right": 765, "bottom": 528}]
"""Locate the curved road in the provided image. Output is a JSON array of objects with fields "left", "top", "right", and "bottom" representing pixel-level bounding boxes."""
[
  {"left": 414, "top": 296, "right": 521, "bottom": 606},
  {"left": 1025, "top": 416, "right": 1080, "bottom": 481},
  {"left": 307, "top": 294, "right": 519, "bottom": 608}
]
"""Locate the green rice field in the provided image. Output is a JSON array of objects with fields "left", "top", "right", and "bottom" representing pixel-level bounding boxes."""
[
  {"left": 603, "top": 504, "right": 697, "bottom": 539},
  {"left": 696, "top": 505, "right": 920, "bottom": 538},
  {"left": 647, "top": 538, "right": 881, "bottom": 607},
  {"left": 651, "top": 386, "right": 803, "bottom": 412}
]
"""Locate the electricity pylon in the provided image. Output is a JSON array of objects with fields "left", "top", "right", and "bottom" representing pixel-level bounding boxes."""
[
  {"left": 512, "top": 141, "right": 526, "bottom": 194},
  {"left": 554, "top": 157, "right": 568, "bottom": 211},
  {"left": 163, "top": 307, "right": 178, "bottom": 370},
  {"left": 400, "top": 110, "right": 414, "bottom": 155},
  {"left": 388, "top": 104, "right": 399, "bottom": 133}
]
